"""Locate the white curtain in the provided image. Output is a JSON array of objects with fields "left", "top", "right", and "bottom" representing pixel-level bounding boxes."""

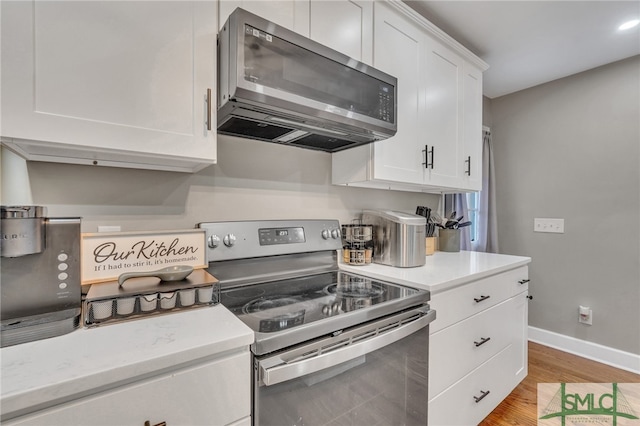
[
  {"left": 472, "top": 128, "right": 499, "bottom": 253},
  {"left": 452, "top": 193, "right": 472, "bottom": 250}
]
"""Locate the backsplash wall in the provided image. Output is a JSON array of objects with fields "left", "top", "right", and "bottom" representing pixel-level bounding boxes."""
[{"left": 23, "top": 135, "right": 441, "bottom": 232}]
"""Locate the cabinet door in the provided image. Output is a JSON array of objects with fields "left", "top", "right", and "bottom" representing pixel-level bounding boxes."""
[
  {"left": 4, "top": 351, "right": 251, "bottom": 426},
  {"left": 511, "top": 290, "right": 529, "bottom": 383},
  {"left": 309, "top": 0, "right": 372, "bottom": 64},
  {"left": 1, "top": 1, "right": 217, "bottom": 173},
  {"left": 460, "top": 62, "right": 484, "bottom": 191},
  {"left": 219, "top": 0, "right": 310, "bottom": 36},
  {"left": 369, "top": 2, "right": 425, "bottom": 185},
  {"left": 423, "top": 37, "right": 464, "bottom": 188}
]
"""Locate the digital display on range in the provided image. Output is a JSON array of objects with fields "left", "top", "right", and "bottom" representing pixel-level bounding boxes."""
[{"left": 259, "top": 227, "right": 305, "bottom": 245}]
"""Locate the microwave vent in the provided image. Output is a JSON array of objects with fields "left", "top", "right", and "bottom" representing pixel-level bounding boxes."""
[
  {"left": 290, "top": 134, "right": 356, "bottom": 151},
  {"left": 218, "top": 117, "right": 292, "bottom": 140}
]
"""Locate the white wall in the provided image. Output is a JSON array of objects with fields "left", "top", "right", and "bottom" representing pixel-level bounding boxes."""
[
  {"left": 489, "top": 55, "right": 640, "bottom": 355},
  {"left": 21, "top": 135, "right": 440, "bottom": 232}
]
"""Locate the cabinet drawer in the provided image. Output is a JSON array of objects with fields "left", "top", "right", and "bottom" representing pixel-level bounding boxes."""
[
  {"left": 430, "top": 267, "right": 528, "bottom": 333},
  {"left": 4, "top": 351, "right": 251, "bottom": 426},
  {"left": 429, "top": 297, "right": 514, "bottom": 398},
  {"left": 428, "top": 345, "right": 520, "bottom": 426}
]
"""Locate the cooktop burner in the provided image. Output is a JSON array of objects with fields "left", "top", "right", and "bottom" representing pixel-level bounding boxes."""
[
  {"left": 324, "top": 281, "right": 385, "bottom": 298},
  {"left": 242, "top": 295, "right": 306, "bottom": 314}
]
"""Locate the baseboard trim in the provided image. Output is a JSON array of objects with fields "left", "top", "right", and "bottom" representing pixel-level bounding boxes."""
[{"left": 528, "top": 326, "right": 640, "bottom": 375}]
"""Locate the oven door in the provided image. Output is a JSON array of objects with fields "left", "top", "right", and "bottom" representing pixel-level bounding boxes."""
[{"left": 254, "top": 306, "right": 436, "bottom": 426}]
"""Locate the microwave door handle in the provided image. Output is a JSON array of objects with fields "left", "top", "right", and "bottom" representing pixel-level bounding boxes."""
[{"left": 259, "top": 308, "right": 435, "bottom": 386}]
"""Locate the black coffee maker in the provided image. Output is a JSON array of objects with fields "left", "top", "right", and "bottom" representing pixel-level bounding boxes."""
[{"left": 1, "top": 206, "right": 82, "bottom": 347}]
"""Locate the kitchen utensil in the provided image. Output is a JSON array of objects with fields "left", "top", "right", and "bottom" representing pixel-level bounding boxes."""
[{"left": 118, "top": 265, "right": 194, "bottom": 286}]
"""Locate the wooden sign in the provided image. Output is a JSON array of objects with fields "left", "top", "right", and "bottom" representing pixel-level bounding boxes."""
[{"left": 81, "top": 229, "right": 207, "bottom": 284}]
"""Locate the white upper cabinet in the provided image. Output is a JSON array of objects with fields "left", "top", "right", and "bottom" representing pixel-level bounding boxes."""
[
  {"left": 461, "top": 63, "right": 484, "bottom": 191},
  {"left": 423, "top": 36, "right": 484, "bottom": 191},
  {"left": 332, "top": 1, "right": 488, "bottom": 193},
  {"left": 219, "top": 1, "right": 372, "bottom": 63},
  {"left": 309, "top": 0, "right": 373, "bottom": 64},
  {"left": 1, "top": 1, "right": 217, "bottom": 173},
  {"left": 218, "top": 0, "right": 310, "bottom": 35},
  {"left": 423, "top": 37, "right": 464, "bottom": 189}
]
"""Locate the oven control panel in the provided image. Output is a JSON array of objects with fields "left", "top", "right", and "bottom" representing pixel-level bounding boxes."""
[
  {"left": 258, "top": 227, "right": 305, "bottom": 245},
  {"left": 198, "top": 220, "right": 342, "bottom": 262}
]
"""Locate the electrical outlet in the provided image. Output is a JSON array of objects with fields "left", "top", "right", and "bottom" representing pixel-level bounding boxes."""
[
  {"left": 534, "top": 218, "right": 564, "bottom": 233},
  {"left": 579, "top": 306, "right": 593, "bottom": 325}
]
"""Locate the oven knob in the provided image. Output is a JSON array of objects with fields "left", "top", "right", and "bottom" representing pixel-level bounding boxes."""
[
  {"left": 223, "top": 233, "right": 236, "bottom": 247},
  {"left": 331, "top": 229, "right": 340, "bottom": 239},
  {"left": 208, "top": 235, "right": 220, "bottom": 248},
  {"left": 321, "top": 229, "right": 330, "bottom": 240}
]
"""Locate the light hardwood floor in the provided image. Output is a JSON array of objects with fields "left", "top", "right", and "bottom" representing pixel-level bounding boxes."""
[{"left": 479, "top": 341, "right": 640, "bottom": 425}]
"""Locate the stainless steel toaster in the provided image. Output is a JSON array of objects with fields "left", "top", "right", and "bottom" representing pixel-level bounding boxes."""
[{"left": 362, "top": 210, "right": 426, "bottom": 267}]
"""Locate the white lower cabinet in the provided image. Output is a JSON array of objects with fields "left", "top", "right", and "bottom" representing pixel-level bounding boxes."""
[
  {"left": 428, "top": 267, "right": 529, "bottom": 425},
  {"left": 4, "top": 351, "right": 251, "bottom": 426}
]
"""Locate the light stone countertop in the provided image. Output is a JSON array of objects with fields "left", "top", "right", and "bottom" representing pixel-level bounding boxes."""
[
  {"left": 0, "top": 305, "right": 254, "bottom": 420},
  {"left": 339, "top": 250, "right": 531, "bottom": 295}
]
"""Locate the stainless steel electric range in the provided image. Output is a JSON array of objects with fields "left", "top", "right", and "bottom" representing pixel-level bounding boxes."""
[{"left": 199, "top": 220, "right": 436, "bottom": 426}]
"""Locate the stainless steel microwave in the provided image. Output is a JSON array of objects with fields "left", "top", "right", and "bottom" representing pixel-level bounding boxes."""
[{"left": 217, "top": 8, "right": 397, "bottom": 153}]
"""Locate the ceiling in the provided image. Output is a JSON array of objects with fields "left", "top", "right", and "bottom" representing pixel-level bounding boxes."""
[{"left": 403, "top": 1, "right": 640, "bottom": 98}]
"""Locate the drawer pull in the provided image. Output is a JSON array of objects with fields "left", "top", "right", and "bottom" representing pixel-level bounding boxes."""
[
  {"left": 473, "top": 390, "right": 490, "bottom": 403},
  {"left": 518, "top": 279, "right": 530, "bottom": 285},
  {"left": 474, "top": 337, "right": 491, "bottom": 347},
  {"left": 144, "top": 422, "right": 167, "bottom": 426},
  {"left": 473, "top": 295, "right": 490, "bottom": 303}
]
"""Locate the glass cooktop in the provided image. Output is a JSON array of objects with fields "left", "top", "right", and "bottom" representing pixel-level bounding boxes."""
[{"left": 220, "top": 271, "right": 426, "bottom": 335}]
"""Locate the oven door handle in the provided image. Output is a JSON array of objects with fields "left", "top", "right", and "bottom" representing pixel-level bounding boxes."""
[{"left": 259, "top": 308, "right": 436, "bottom": 386}]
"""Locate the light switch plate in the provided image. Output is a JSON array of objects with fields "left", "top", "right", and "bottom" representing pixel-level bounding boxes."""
[{"left": 534, "top": 218, "right": 564, "bottom": 233}]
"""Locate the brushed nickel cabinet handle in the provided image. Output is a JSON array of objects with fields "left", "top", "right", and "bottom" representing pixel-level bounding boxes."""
[
  {"left": 474, "top": 390, "right": 490, "bottom": 403},
  {"left": 474, "top": 337, "right": 491, "bottom": 347},
  {"left": 474, "top": 295, "right": 490, "bottom": 303},
  {"left": 206, "top": 88, "right": 212, "bottom": 131}
]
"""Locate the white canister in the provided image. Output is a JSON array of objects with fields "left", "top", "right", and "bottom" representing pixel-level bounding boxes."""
[
  {"left": 116, "top": 297, "right": 136, "bottom": 315},
  {"left": 159, "top": 292, "right": 177, "bottom": 309},
  {"left": 139, "top": 293, "right": 158, "bottom": 312},
  {"left": 179, "top": 289, "right": 196, "bottom": 307}
]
